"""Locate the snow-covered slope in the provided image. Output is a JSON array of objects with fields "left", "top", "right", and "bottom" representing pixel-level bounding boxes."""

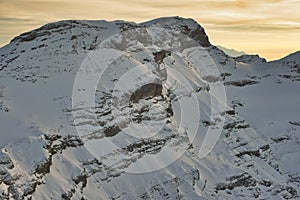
[
  {"left": 0, "top": 17, "right": 299, "bottom": 199},
  {"left": 216, "top": 45, "right": 246, "bottom": 57}
]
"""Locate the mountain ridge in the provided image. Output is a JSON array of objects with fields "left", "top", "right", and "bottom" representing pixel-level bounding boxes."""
[{"left": 2, "top": 16, "right": 298, "bottom": 62}]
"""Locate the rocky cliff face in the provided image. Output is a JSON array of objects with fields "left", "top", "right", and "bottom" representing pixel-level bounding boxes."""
[{"left": 0, "top": 17, "right": 299, "bottom": 199}]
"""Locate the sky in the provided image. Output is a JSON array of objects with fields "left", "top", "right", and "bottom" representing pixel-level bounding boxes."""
[{"left": 0, "top": 0, "right": 299, "bottom": 61}]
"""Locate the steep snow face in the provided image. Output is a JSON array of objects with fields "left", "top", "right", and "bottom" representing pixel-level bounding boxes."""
[{"left": 0, "top": 17, "right": 300, "bottom": 199}]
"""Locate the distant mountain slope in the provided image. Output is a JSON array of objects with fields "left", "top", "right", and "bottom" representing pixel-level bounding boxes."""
[
  {"left": 216, "top": 45, "right": 246, "bottom": 57},
  {"left": 0, "top": 17, "right": 299, "bottom": 200}
]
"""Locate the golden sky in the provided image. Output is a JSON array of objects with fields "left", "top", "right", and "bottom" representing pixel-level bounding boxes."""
[{"left": 0, "top": 0, "right": 299, "bottom": 60}]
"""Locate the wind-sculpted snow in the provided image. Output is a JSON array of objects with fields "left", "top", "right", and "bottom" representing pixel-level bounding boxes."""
[{"left": 0, "top": 17, "right": 299, "bottom": 199}]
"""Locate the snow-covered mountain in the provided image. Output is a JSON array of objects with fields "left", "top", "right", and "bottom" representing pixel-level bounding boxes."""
[{"left": 0, "top": 16, "right": 299, "bottom": 199}]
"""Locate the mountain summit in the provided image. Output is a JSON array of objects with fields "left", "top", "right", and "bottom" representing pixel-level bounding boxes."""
[{"left": 0, "top": 17, "right": 299, "bottom": 199}]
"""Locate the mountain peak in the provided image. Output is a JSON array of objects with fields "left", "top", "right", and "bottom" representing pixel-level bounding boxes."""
[
  {"left": 141, "top": 16, "right": 198, "bottom": 27},
  {"left": 140, "top": 16, "right": 211, "bottom": 47},
  {"left": 8, "top": 17, "right": 211, "bottom": 48}
]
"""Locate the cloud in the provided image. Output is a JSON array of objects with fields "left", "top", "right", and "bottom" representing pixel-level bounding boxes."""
[{"left": 0, "top": 17, "right": 34, "bottom": 22}]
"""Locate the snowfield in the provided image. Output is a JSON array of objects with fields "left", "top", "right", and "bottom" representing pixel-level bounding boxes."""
[{"left": 0, "top": 16, "right": 299, "bottom": 199}]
